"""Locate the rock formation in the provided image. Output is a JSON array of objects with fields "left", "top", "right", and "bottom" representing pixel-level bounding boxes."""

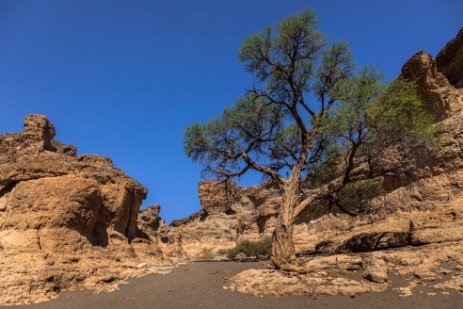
[
  {"left": 0, "top": 115, "right": 168, "bottom": 306},
  {"left": 157, "top": 180, "right": 283, "bottom": 260}
]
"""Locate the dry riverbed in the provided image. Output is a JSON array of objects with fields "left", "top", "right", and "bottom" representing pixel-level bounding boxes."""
[{"left": 7, "top": 261, "right": 462, "bottom": 309}]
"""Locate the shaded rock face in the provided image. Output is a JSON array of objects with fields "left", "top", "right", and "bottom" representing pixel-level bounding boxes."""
[
  {"left": 0, "top": 115, "right": 165, "bottom": 306},
  {"left": 437, "top": 28, "right": 463, "bottom": 87},
  {"left": 137, "top": 204, "right": 162, "bottom": 235}
]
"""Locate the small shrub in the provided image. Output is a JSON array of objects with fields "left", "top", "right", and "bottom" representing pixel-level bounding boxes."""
[
  {"left": 226, "top": 236, "right": 272, "bottom": 259},
  {"left": 226, "top": 247, "right": 240, "bottom": 259},
  {"left": 337, "top": 179, "right": 384, "bottom": 214},
  {"left": 198, "top": 248, "right": 214, "bottom": 260},
  {"left": 216, "top": 248, "right": 229, "bottom": 256}
]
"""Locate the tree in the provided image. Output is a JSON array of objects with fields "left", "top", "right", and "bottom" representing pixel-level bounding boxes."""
[{"left": 184, "top": 10, "right": 432, "bottom": 270}]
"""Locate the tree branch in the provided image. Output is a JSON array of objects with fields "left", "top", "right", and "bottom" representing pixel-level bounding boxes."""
[
  {"left": 241, "top": 151, "right": 284, "bottom": 183},
  {"left": 206, "top": 162, "right": 251, "bottom": 178},
  {"left": 292, "top": 177, "right": 344, "bottom": 221}
]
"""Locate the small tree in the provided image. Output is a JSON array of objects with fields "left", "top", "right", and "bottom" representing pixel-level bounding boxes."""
[{"left": 184, "top": 10, "right": 432, "bottom": 270}]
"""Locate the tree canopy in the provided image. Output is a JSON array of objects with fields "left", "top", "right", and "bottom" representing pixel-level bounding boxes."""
[
  {"left": 183, "top": 10, "right": 433, "bottom": 269},
  {"left": 184, "top": 10, "right": 430, "bottom": 186}
]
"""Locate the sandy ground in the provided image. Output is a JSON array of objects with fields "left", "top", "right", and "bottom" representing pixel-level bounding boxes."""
[{"left": 7, "top": 261, "right": 462, "bottom": 309}]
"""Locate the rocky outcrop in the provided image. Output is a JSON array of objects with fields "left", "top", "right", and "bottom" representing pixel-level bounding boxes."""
[
  {"left": 198, "top": 180, "right": 238, "bottom": 215},
  {"left": 437, "top": 28, "right": 463, "bottom": 87},
  {"left": 400, "top": 50, "right": 462, "bottom": 121},
  {"left": 156, "top": 180, "right": 283, "bottom": 260},
  {"left": 237, "top": 182, "right": 283, "bottom": 237},
  {"left": 137, "top": 204, "right": 162, "bottom": 235},
  {"left": 0, "top": 115, "right": 168, "bottom": 306}
]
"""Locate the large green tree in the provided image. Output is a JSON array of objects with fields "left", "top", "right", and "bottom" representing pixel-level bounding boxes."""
[{"left": 184, "top": 10, "right": 432, "bottom": 270}]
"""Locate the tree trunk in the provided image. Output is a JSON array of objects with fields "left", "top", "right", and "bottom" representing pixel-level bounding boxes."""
[{"left": 271, "top": 179, "right": 297, "bottom": 270}]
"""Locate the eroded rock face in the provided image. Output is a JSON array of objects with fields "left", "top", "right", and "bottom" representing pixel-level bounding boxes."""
[
  {"left": 138, "top": 204, "right": 162, "bottom": 235},
  {"left": 0, "top": 115, "right": 167, "bottom": 306},
  {"left": 400, "top": 50, "right": 462, "bottom": 121},
  {"left": 198, "top": 180, "right": 238, "bottom": 215},
  {"left": 158, "top": 180, "right": 283, "bottom": 260}
]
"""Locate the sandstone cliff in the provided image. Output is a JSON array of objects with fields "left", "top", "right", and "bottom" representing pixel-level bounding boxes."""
[{"left": 0, "top": 115, "right": 168, "bottom": 306}]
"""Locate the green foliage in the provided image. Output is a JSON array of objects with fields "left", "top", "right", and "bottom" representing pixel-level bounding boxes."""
[
  {"left": 305, "top": 145, "right": 342, "bottom": 187},
  {"left": 184, "top": 9, "right": 434, "bottom": 198},
  {"left": 198, "top": 248, "right": 215, "bottom": 260},
  {"left": 308, "top": 76, "right": 433, "bottom": 187},
  {"left": 336, "top": 179, "right": 385, "bottom": 214},
  {"left": 321, "top": 66, "right": 384, "bottom": 138},
  {"left": 184, "top": 9, "right": 356, "bottom": 180},
  {"left": 367, "top": 79, "right": 434, "bottom": 142},
  {"left": 304, "top": 67, "right": 385, "bottom": 186},
  {"left": 238, "top": 10, "right": 325, "bottom": 86},
  {"left": 314, "top": 42, "right": 353, "bottom": 100},
  {"left": 226, "top": 237, "right": 272, "bottom": 259},
  {"left": 183, "top": 93, "right": 284, "bottom": 177}
]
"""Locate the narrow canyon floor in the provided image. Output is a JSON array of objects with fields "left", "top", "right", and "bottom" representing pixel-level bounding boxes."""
[{"left": 5, "top": 261, "right": 462, "bottom": 309}]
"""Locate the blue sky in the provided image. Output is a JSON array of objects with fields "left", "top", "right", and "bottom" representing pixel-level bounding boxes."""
[{"left": 0, "top": 0, "right": 461, "bottom": 223}]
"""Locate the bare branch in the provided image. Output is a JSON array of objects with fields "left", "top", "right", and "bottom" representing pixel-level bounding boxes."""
[
  {"left": 299, "top": 97, "right": 316, "bottom": 118},
  {"left": 292, "top": 177, "right": 344, "bottom": 220},
  {"left": 241, "top": 151, "right": 285, "bottom": 183},
  {"left": 206, "top": 162, "right": 251, "bottom": 178}
]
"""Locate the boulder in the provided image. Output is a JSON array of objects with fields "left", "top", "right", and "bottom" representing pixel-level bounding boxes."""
[{"left": 362, "top": 255, "right": 389, "bottom": 283}]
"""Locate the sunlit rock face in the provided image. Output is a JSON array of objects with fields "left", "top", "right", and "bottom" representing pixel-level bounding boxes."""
[{"left": 0, "top": 114, "right": 166, "bottom": 306}]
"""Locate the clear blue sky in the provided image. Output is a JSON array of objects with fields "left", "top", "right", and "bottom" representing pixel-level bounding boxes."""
[{"left": 0, "top": 0, "right": 461, "bottom": 223}]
